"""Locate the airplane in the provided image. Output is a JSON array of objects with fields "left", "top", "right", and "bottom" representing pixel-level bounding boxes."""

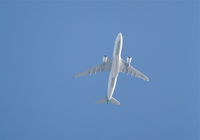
[{"left": 74, "top": 32, "right": 149, "bottom": 105}]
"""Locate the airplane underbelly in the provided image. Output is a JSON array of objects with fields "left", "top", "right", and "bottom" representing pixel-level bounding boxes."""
[
  {"left": 111, "top": 57, "right": 120, "bottom": 77},
  {"left": 107, "top": 76, "right": 118, "bottom": 100},
  {"left": 107, "top": 56, "right": 120, "bottom": 100}
]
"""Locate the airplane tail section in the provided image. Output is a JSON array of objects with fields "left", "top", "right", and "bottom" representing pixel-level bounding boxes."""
[{"left": 96, "top": 97, "right": 120, "bottom": 105}]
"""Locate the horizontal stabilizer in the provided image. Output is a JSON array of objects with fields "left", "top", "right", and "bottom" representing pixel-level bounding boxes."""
[
  {"left": 96, "top": 98, "right": 107, "bottom": 104},
  {"left": 96, "top": 97, "right": 120, "bottom": 105},
  {"left": 110, "top": 97, "right": 120, "bottom": 105}
]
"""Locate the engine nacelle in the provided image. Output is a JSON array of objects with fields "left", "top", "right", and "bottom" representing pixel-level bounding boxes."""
[
  {"left": 127, "top": 56, "right": 132, "bottom": 66},
  {"left": 102, "top": 55, "right": 108, "bottom": 63}
]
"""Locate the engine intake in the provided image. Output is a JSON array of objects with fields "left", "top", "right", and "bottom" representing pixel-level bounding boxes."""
[
  {"left": 127, "top": 56, "right": 132, "bottom": 66},
  {"left": 102, "top": 55, "right": 108, "bottom": 63}
]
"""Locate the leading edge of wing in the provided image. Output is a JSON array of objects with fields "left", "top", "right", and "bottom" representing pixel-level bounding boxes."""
[
  {"left": 120, "top": 59, "right": 150, "bottom": 81},
  {"left": 73, "top": 60, "right": 112, "bottom": 78}
]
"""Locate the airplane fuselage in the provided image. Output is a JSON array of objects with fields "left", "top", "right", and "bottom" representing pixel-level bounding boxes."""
[
  {"left": 107, "top": 33, "right": 123, "bottom": 100},
  {"left": 74, "top": 32, "right": 149, "bottom": 105}
]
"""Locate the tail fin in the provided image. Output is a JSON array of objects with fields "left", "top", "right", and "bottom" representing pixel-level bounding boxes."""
[
  {"left": 96, "top": 97, "right": 120, "bottom": 105},
  {"left": 110, "top": 97, "right": 120, "bottom": 105}
]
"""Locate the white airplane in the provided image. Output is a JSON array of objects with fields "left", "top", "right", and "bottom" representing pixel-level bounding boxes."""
[{"left": 74, "top": 32, "right": 149, "bottom": 105}]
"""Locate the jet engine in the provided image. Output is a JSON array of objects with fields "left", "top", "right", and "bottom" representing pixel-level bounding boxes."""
[
  {"left": 127, "top": 56, "right": 132, "bottom": 66},
  {"left": 102, "top": 55, "right": 108, "bottom": 63}
]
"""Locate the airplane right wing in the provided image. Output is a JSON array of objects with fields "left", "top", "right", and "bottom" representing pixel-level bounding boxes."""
[
  {"left": 120, "top": 59, "right": 149, "bottom": 81},
  {"left": 74, "top": 59, "right": 112, "bottom": 78}
]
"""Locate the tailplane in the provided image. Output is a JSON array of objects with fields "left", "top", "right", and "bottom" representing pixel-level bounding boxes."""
[
  {"left": 96, "top": 97, "right": 120, "bottom": 105},
  {"left": 96, "top": 98, "right": 107, "bottom": 104},
  {"left": 110, "top": 97, "right": 120, "bottom": 105}
]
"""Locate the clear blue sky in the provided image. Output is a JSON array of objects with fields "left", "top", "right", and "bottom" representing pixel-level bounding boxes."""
[{"left": 0, "top": 0, "right": 199, "bottom": 140}]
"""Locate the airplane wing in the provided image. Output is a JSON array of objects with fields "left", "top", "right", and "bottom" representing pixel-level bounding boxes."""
[
  {"left": 120, "top": 59, "right": 149, "bottom": 81},
  {"left": 74, "top": 59, "right": 112, "bottom": 78}
]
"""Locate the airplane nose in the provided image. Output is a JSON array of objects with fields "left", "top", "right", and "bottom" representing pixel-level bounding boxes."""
[{"left": 118, "top": 32, "right": 122, "bottom": 39}]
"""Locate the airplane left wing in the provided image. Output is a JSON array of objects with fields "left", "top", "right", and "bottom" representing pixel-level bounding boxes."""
[
  {"left": 74, "top": 59, "right": 112, "bottom": 78},
  {"left": 120, "top": 59, "right": 149, "bottom": 81}
]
